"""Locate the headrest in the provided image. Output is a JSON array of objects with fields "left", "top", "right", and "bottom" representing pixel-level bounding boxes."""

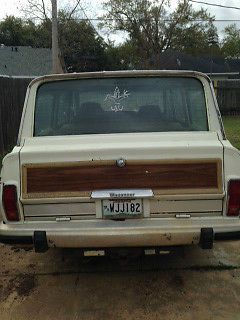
[
  {"left": 80, "top": 102, "right": 103, "bottom": 115},
  {"left": 138, "top": 105, "right": 162, "bottom": 117}
]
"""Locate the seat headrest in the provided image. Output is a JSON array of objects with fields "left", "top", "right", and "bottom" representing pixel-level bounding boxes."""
[
  {"left": 74, "top": 102, "right": 103, "bottom": 122},
  {"left": 138, "top": 105, "right": 162, "bottom": 117},
  {"left": 80, "top": 102, "right": 103, "bottom": 115}
]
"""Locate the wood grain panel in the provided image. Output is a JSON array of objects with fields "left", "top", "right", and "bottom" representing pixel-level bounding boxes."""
[{"left": 22, "top": 159, "right": 222, "bottom": 199}]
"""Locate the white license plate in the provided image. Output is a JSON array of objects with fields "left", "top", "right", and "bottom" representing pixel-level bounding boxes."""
[{"left": 102, "top": 199, "right": 143, "bottom": 218}]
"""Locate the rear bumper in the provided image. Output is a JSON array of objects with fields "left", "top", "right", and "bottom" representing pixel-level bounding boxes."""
[
  {"left": 1, "top": 217, "right": 240, "bottom": 250},
  {"left": 2, "top": 231, "right": 240, "bottom": 245}
]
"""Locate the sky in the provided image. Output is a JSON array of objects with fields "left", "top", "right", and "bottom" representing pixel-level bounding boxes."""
[{"left": 0, "top": 0, "right": 240, "bottom": 43}]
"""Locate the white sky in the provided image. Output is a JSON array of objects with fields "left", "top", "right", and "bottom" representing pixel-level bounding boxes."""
[{"left": 0, "top": 0, "right": 240, "bottom": 43}]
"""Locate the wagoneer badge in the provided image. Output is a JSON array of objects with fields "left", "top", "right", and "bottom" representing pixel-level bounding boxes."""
[{"left": 116, "top": 158, "right": 126, "bottom": 168}]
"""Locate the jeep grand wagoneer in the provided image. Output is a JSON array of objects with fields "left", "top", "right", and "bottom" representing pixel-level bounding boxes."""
[{"left": 1, "top": 70, "right": 240, "bottom": 252}]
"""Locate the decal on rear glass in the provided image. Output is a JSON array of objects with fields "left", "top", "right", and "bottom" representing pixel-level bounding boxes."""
[{"left": 105, "top": 86, "right": 130, "bottom": 112}]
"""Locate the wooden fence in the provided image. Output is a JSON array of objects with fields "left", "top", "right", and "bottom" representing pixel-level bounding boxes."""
[
  {"left": 216, "top": 80, "right": 240, "bottom": 115},
  {"left": 0, "top": 77, "right": 240, "bottom": 157},
  {"left": 0, "top": 77, "right": 33, "bottom": 156}
]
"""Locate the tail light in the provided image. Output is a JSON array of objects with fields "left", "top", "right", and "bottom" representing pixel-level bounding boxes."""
[
  {"left": 227, "top": 180, "right": 240, "bottom": 216},
  {"left": 2, "top": 185, "right": 20, "bottom": 221}
]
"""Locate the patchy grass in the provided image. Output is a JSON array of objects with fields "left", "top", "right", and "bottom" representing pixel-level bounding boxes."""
[{"left": 223, "top": 116, "right": 240, "bottom": 150}]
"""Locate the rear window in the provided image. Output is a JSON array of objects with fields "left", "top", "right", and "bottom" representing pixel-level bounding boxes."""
[{"left": 34, "top": 77, "right": 208, "bottom": 136}]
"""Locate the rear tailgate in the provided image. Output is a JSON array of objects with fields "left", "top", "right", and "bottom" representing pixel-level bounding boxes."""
[{"left": 20, "top": 132, "right": 224, "bottom": 220}]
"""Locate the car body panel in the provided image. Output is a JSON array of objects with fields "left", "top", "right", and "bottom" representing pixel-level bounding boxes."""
[{"left": 1, "top": 70, "right": 240, "bottom": 250}]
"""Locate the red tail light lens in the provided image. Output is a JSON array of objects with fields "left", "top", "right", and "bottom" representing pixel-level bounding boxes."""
[
  {"left": 227, "top": 180, "right": 240, "bottom": 216},
  {"left": 2, "top": 185, "right": 20, "bottom": 221}
]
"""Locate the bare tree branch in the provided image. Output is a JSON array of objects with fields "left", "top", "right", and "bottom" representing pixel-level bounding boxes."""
[
  {"left": 22, "top": 0, "right": 51, "bottom": 21},
  {"left": 23, "top": 0, "right": 83, "bottom": 22},
  {"left": 67, "top": 0, "right": 82, "bottom": 20},
  {"left": 41, "top": 0, "right": 48, "bottom": 20}
]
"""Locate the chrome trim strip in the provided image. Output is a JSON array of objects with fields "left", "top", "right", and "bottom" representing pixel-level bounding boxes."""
[{"left": 91, "top": 189, "right": 154, "bottom": 199}]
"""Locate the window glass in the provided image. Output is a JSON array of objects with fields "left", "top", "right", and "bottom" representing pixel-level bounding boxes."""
[{"left": 34, "top": 77, "right": 208, "bottom": 136}]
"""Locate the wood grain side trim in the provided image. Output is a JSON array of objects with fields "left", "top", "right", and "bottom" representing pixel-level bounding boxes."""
[{"left": 22, "top": 159, "right": 222, "bottom": 199}]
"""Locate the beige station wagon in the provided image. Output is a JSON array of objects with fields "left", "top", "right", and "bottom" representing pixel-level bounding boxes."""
[{"left": 1, "top": 70, "right": 240, "bottom": 253}]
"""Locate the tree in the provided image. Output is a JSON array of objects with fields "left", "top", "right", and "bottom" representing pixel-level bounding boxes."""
[
  {"left": 20, "top": 0, "right": 108, "bottom": 72},
  {"left": 34, "top": 19, "right": 52, "bottom": 48},
  {"left": 0, "top": 15, "right": 52, "bottom": 48},
  {"left": 0, "top": 13, "right": 107, "bottom": 72},
  {"left": 102, "top": 41, "right": 138, "bottom": 70},
  {"left": 100, "top": 0, "right": 217, "bottom": 68},
  {"left": 221, "top": 24, "right": 240, "bottom": 59},
  {"left": 171, "top": 19, "right": 221, "bottom": 57},
  {"left": 0, "top": 16, "right": 37, "bottom": 47},
  {"left": 58, "top": 11, "right": 107, "bottom": 72}
]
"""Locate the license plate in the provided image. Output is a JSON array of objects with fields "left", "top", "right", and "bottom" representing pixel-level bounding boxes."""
[{"left": 102, "top": 199, "right": 143, "bottom": 219}]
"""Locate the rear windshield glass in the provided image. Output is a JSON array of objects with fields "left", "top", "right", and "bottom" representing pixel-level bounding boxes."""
[{"left": 34, "top": 77, "right": 208, "bottom": 136}]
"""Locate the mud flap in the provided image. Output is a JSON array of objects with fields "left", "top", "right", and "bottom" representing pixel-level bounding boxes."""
[
  {"left": 33, "top": 231, "right": 49, "bottom": 253},
  {"left": 200, "top": 228, "right": 214, "bottom": 249}
]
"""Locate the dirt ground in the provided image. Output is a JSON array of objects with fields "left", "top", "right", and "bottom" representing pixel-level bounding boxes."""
[{"left": 0, "top": 242, "right": 240, "bottom": 320}]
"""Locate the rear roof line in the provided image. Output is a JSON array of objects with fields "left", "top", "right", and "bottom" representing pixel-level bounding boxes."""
[{"left": 29, "top": 70, "right": 211, "bottom": 87}]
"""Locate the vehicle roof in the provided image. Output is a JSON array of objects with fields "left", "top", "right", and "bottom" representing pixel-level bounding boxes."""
[{"left": 29, "top": 70, "right": 211, "bottom": 87}]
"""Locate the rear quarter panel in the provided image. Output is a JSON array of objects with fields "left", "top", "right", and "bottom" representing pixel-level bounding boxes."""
[
  {"left": 0, "top": 147, "right": 23, "bottom": 222},
  {"left": 222, "top": 140, "right": 240, "bottom": 216}
]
